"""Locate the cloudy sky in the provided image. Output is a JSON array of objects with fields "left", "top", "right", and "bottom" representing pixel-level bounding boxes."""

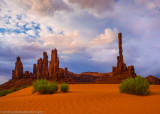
[{"left": 0, "top": 0, "right": 160, "bottom": 84}]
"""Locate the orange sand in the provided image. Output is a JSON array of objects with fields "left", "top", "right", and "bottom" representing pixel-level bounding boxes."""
[{"left": 0, "top": 84, "right": 160, "bottom": 114}]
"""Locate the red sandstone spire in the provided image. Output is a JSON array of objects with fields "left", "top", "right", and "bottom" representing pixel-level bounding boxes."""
[
  {"left": 112, "top": 33, "right": 136, "bottom": 77},
  {"left": 49, "top": 49, "right": 59, "bottom": 79},
  {"left": 12, "top": 56, "right": 23, "bottom": 79},
  {"left": 37, "top": 58, "right": 43, "bottom": 78},
  {"left": 42, "top": 52, "right": 48, "bottom": 78},
  {"left": 12, "top": 49, "right": 69, "bottom": 80},
  {"left": 118, "top": 33, "right": 123, "bottom": 58}
]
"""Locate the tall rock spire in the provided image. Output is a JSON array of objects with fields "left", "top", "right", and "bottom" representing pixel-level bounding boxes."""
[
  {"left": 118, "top": 33, "right": 123, "bottom": 58},
  {"left": 112, "top": 33, "right": 136, "bottom": 77},
  {"left": 49, "top": 49, "right": 59, "bottom": 79},
  {"left": 12, "top": 56, "right": 23, "bottom": 79},
  {"left": 117, "top": 33, "right": 124, "bottom": 74},
  {"left": 37, "top": 58, "right": 43, "bottom": 78},
  {"left": 33, "top": 64, "right": 37, "bottom": 78},
  {"left": 42, "top": 52, "right": 48, "bottom": 78}
]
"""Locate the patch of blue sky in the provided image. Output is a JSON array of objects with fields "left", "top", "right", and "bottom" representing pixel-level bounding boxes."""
[
  {"left": 47, "top": 26, "right": 53, "bottom": 33},
  {"left": 17, "top": 22, "right": 40, "bottom": 37},
  {"left": 0, "top": 28, "right": 26, "bottom": 35},
  {"left": 33, "top": 23, "right": 40, "bottom": 38},
  {"left": 23, "top": 24, "right": 32, "bottom": 31},
  {"left": 28, "top": 35, "right": 38, "bottom": 39},
  {"left": 0, "top": 27, "right": 40, "bottom": 39},
  {"left": 34, "top": 23, "right": 40, "bottom": 30},
  {"left": 0, "top": 28, "right": 7, "bottom": 35},
  {"left": 59, "top": 31, "right": 64, "bottom": 35},
  {"left": 34, "top": 30, "right": 40, "bottom": 38},
  {"left": 13, "top": 29, "right": 26, "bottom": 34}
]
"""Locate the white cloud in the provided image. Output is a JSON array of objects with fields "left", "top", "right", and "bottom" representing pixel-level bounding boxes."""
[
  {"left": 91, "top": 28, "right": 118, "bottom": 45},
  {"left": 26, "top": 30, "right": 35, "bottom": 36}
]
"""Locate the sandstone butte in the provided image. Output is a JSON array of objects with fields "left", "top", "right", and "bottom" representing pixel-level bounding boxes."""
[{"left": 0, "top": 33, "right": 160, "bottom": 90}]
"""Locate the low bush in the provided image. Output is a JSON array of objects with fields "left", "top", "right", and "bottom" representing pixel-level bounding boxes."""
[
  {"left": 0, "top": 90, "right": 12, "bottom": 97},
  {"left": 119, "top": 75, "right": 150, "bottom": 95},
  {"left": 32, "top": 79, "right": 58, "bottom": 94},
  {"left": 0, "top": 85, "right": 31, "bottom": 97},
  {"left": 60, "top": 83, "right": 69, "bottom": 92}
]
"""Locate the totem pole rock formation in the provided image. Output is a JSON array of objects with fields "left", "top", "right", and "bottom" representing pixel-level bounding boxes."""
[
  {"left": 112, "top": 33, "right": 136, "bottom": 77},
  {"left": 33, "top": 64, "right": 37, "bottom": 78},
  {"left": 42, "top": 52, "right": 48, "bottom": 78},
  {"left": 12, "top": 56, "right": 23, "bottom": 79},
  {"left": 49, "top": 49, "right": 59, "bottom": 79},
  {"left": 12, "top": 49, "right": 69, "bottom": 81},
  {"left": 37, "top": 58, "right": 43, "bottom": 78}
]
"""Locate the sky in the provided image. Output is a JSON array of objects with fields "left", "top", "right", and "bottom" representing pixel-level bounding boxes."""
[{"left": 0, "top": 0, "right": 160, "bottom": 84}]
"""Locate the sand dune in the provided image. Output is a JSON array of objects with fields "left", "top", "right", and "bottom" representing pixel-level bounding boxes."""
[{"left": 0, "top": 84, "right": 160, "bottom": 114}]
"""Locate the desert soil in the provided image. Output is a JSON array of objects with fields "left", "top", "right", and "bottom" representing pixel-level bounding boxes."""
[{"left": 0, "top": 84, "right": 160, "bottom": 114}]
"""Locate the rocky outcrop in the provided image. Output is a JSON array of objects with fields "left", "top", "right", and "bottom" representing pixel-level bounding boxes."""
[
  {"left": 112, "top": 33, "right": 136, "bottom": 78},
  {"left": 70, "top": 72, "right": 112, "bottom": 83},
  {"left": 12, "top": 56, "right": 23, "bottom": 79},
  {"left": 0, "top": 78, "right": 35, "bottom": 90},
  {"left": 145, "top": 75, "right": 160, "bottom": 85},
  {"left": 11, "top": 49, "right": 70, "bottom": 82}
]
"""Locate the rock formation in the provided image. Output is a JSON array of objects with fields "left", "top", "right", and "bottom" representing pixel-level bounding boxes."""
[
  {"left": 64, "top": 68, "right": 68, "bottom": 78},
  {"left": 12, "top": 49, "right": 69, "bottom": 81},
  {"left": 33, "top": 64, "right": 37, "bottom": 78},
  {"left": 145, "top": 75, "right": 160, "bottom": 85},
  {"left": 23, "top": 71, "right": 30, "bottom": 78},
  {"left": 112, "top": 33, "right": 136, "bottom": 78},
  {"left": 49, "top": 49, "right": 59, "bottom": 80},
  {"left": 12, "top": 56, "right": 23, "bottom": 79},
  {"left": 71, "top": 72, "right": 111, "bottom": 83},
  {"left": 37, "top": 58, "right": 43, "bottom": 78},
  {"left": 42, "top": 52, "right": 48, "bottom": 78}
]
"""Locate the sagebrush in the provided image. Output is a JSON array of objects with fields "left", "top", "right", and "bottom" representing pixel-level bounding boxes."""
[
  {"left": 0, "top": 85, "right": 30, "bottom": 97},
  {"left": 119, "top": 75, "right": 150, "bottom": 95},
  {"left": 32, "top": 79, "right": 58, "bottom": 94},
  {"left": 60, "top": 83, "right": 69, "bottom": 92}
]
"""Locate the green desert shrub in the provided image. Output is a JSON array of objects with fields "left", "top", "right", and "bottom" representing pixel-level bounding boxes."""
[
  {"left": 0, "top": 90, "right": 12, "bottom": 97},
  {"left": 47, "top": 82, "right": 58, "bottom": 94},
  {"left": 60, "top": 83, "right": 69, "bottom": 92},
  {"left": 119, "top": 75, "right": 150, "bottom": 95},
  {"left": 32, "top": 79, "right": 58, "bottom": 94},
  {"left": 0, "top": 85, "right": 31, "bottom": 97}
]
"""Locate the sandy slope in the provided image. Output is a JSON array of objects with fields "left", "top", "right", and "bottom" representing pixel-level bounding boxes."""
[{"left": 0, "top": 84, "right": 160, "bottom": 114}]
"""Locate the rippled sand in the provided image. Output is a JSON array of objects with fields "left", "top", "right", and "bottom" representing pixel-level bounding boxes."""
[{"left": 0, "top": 84, "right": 160, "bottom": 114}]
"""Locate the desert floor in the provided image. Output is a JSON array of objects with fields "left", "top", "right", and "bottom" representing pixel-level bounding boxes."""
[{"left": 0, "top": 84, "right": 160, "bottom": 114}]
